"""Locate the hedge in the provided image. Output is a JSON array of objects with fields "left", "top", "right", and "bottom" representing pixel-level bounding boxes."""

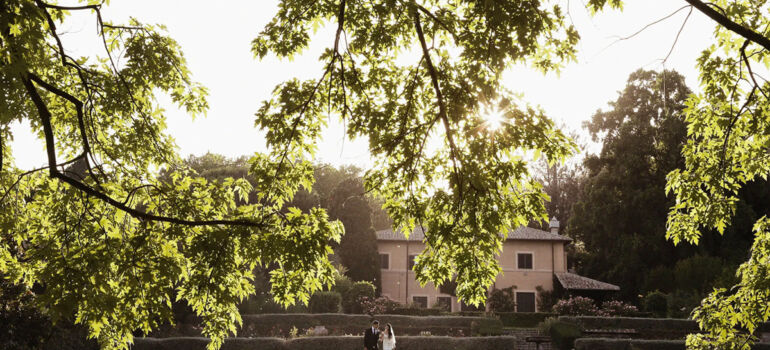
[
  {"left": 133, "top": 336, "right": 520, "bottom": 350},
  {"left": 235, "top": 313, "right": 485, "bottom": 338},
  {"left": 559, "top": 316, "right": 699, "bottom": 339},
  {"left": 390, "top": 307, "right": 443, "bottom": 316},
  {"left": 497, "top": 312, "right": 556, "bottom": 328},
  {"left": 308, "top": 291, "right": 341, "bottom": 314},
  {"left": 575, "top": 338, "right": 770, "bottom": 350}
]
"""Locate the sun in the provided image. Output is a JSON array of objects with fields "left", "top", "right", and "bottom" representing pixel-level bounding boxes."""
[{"left": 481, "top": 108, "right": 506, "bottom": 131}]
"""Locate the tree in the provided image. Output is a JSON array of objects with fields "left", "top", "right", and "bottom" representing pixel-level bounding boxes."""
[
  {"left": 0, "top": 1, "right": 662, "bottom": 349},
  {"left": 530, "top": 127, "right": 585, "bottom": 234},
  {"left": 660, "top": 2, "right": 770, "bottom": 347},
  {"left": 1, "top": 3, "right": 342, "bottom": 349},
  {"left": 329, "top": 178, "right": 382, "bottom": 292},
  {"left": 568, "top": 69, "right": 691, "bottom": 299},
  {"left": 584, "top": 0, "right": 770, "bottom": 347}
]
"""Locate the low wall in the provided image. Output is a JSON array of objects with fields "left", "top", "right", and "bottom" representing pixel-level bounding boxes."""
[{"left": 134, "top": 336, "right": 519, "bottom": 350}]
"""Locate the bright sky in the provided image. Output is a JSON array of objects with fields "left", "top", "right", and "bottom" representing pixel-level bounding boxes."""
[{"left": 11, "top": 0, "right": 716, "bottom": 170}]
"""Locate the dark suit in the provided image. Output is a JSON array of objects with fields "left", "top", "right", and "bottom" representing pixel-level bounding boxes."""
[{"left": 364, "top": 327, "right": 379, "bottom": 350}]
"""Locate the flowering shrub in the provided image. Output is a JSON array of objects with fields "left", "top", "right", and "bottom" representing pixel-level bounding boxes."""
[
  {"left": 601, "top": 300, "right": 638, "bottom": 317},
  {"left": 359, "top": 296, "right": 399, "bottom": 315},
  {"left": 552, "top": 296, "right": 602, "bottom": 316}
]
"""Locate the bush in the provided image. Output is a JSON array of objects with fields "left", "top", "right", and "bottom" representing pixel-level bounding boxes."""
[
  {"left": 642, "top": 291, "right": 668, "bottom": 318},
  {"left": 487, "top": 286, "right": 516, "bottom": 312},
  {"left": 358, "top": 296, "right": 398, "bottom": 315},
  {"left": 536, "top": 286, "right": 558, "bottom": 312},
  {"left": 342, "top": 281, "right": 376, "bottom": 314},
  {"left": 498, "top": 312, "right": 557, "bottom": 328},
  {"left": 390, "top": 305, "right": 442, "bottom": 316},
  {"left": 470, "top": 318, "right": 504, "bottom": 336},
  {"left": 600, "top": 300, "right": 638, "bottom": 317},
  {"left": 553, "top": 296, "right": 601, "bottom": 316},
  {"left": 544, "top": 320, "right": 581, "bottom": 350},
  {"left": 667, "top": 291, "right": 701, "bottom": 319},
  {"left": 308, "top": 291, "right": 341, "bottom": 313}
]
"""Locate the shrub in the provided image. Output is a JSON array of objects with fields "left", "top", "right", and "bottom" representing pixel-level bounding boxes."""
[
  {"left": 642, "top": 291, "right": 668, "bottom": 318},
  {"left": 487, "top": 286, "right": 516, "bottom": 312},
  {"left": 667, "top": 291, "right": 701, "bottom": 319},
  {"left": 601, "top": 300, "right": 638, "bottom": 317},
  {"left": 553, "top": 296, "right": 601, "bottom": 316},
  {"left": 543, "top": 319, "right": 581, "bottom": 350},
  {"left": 470, "top": 318, "right": 504, "bottom": 336},
  {"left": 536, "top": 286, "right": 558, "bottom": 312},
  {"left": 498, "top": 312, "right": 557, "bottom": 328},
  {"left": 391, "top": 305, "right": 442, "bottom": 316},
  {"left": 308, "top": 291, "right": 341, "bottom": 313},
  {"left": 358, "top": 296, "right": 398, "bottom": 315},
  {"left": 342, "top": 281, "right": 376, "bottom": 314}
]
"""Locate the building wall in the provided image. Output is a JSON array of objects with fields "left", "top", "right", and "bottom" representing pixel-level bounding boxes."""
[{"left": 378, "top": 239, "right": 567, "bottom": 312}]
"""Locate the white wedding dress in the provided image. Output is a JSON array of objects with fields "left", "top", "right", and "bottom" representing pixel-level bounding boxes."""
[{"left": 382, "top": 330, "right": 396, "bottom": 350}]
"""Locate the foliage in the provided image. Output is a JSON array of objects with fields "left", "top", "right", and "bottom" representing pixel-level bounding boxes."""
[
  {"left": 341, "top": 281, "right": 376, "bottom": 314},
  {"left": 672, "top": 255, "right": 726, "bottom": 294},
  {"left": 552, "top": 296, "right": 601, "bottom": 316},
  {"left": 0, "top": 280, "right": 50, "bottom": 350},
  {"left": 390, "top": 306, "right": 443, "bottom": 316},
  {"left": 470, "top": 318, "right": 504, "bottom": 336},
  {"left": 498, "top": 312, "right": 557, "bottom": 328},
  {"left": 358, "top": 296, "right": 398, "bottom": 315},
  {"left": 642, "top": 291, "right": 669, "bottom": 318},
  {"left": 568, "top": 69, "right": 691, "bottom": 299},
  {"left": 308, "top": 291, "right": 342, "bottom": 314},
  {"left": 255, "top": 0, "right": 579, "bottom": 310},
  {"left": 600, "top": 300, "right": 638, "bottom": 317},
  {"left": 487, "top": 286, "right": 516, "bottom": 312},
  {"left": 329, "top": 179, "right": 381, "bottom": 292},
  {"left": 542, "top": 319, "right": 581, "bottom": 350},
  {"left": 536, "top": 286, "right": 559, "bottom": 312}
]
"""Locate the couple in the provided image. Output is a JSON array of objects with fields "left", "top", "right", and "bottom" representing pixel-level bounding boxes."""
[{"left": 363, "top": 320, "right": 396, "bottom": 350}]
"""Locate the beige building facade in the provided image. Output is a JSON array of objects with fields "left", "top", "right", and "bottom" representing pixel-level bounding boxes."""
[{"left": 377, "top": 218, "right": 618, "bottom": 312}]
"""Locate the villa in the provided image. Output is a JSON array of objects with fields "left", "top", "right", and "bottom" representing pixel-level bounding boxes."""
[{"left": 376, "top": 218, "right": 620, "bottom": 312}]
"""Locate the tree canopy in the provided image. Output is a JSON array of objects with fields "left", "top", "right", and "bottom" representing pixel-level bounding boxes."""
[{"left": 2, "top": 0, "right": 770, "bottom": 349}]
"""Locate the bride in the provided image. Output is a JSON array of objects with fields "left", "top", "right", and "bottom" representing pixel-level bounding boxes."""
[{"left": 381, "top": 323, "right": 396, "bottom": 350}]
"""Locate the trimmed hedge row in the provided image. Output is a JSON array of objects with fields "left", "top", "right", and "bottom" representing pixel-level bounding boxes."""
[
  {"left": 497, "top": 312, "right": 556, "bottom": 328},
  {"left": 134, "top": 336, "right": 520, "bottom": 350},
  {"left": 575, "top": 338, "right": 770, "bottom": 350},
  {"left": 559, "top": 316, "right": 699, "bottom": 332},
  {"left": 559, "top": 316, "right": 699, "bottom": 340},
  {"left": 235, "top": 313, "right": 487, "bottom": 338}
]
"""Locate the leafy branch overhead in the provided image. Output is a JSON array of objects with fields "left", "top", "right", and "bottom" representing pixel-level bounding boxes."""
[
  {"left": 3, "top": 0, "right": 770, "bottom": 349},
  {"left": 1, "top": 1, "right": 341, "bottom": 349},
  {"left": 254, "top": 0, "right": 577, "bottom": 306}
]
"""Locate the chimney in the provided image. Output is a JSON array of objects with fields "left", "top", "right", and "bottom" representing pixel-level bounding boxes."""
[{"left": 549, "top": 216, "right": 560, "bottom": 235}]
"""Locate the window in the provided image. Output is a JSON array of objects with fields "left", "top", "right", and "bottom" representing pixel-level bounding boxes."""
[
  {"left": 380, "top": 254, "right": 390, "bottom": 269},
  {"left": 436, "top": 296, "right": 452, "bottom": 311},
  {"left": 516, "top": 292, "right": 536, "bottom": 312},
  {"left": 412, "top": 296, "right": 428, "bottom": 308},
  {"left": 517, "top": 252, "right": 533, "bottom": 270},
  {"left": 408, "top": 255, "right": 418, "bottom": 270}
]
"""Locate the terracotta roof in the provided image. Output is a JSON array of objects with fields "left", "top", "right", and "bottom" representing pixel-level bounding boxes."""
[
  {"left": 555, "top": 272, "right": 620, "bottom": 291},
  {"left": 375, "top": 226, "right": 572, "bottom": 242}
]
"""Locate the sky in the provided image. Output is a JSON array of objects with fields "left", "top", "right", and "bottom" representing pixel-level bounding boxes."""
[{"left": 10, "top": 0, "right": 717, "bottom": 170}]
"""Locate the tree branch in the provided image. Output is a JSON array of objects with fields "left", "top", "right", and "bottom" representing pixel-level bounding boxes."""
[
  {"left": 412, "top": 2, "right": 464, "bottom": 201},
  {"left": 20, "top": 74, "right": 267, "bottom": 228},
  {"left": 684, "top": 0, "right": 770, "bottom": 51}
]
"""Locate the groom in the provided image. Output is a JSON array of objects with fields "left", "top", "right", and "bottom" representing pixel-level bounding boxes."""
[{"left": 364, "top": 320, "right": 380, "bottom": 350}]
